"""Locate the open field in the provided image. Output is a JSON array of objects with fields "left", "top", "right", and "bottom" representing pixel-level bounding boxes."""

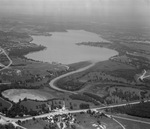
[
  {"left": 114, "top": 117, "right": 150, "bottom": 129},
  {"left": 0, "top": 56, "right": 69, "bottom": 89},
  {"left": 74, "top": 113, "right": 122, "bottom": 129},
  {"left": 68, "top": 61, "right": 91, "bottom": 70},
  {"left": 108, "top": 101, "right": 150, "bottom": 119},
  {"left": 55, "top": 59, "right": 149, "bottom": 93},
  {"left": 0, "top": 52, "right": 10, "bottom": 67},
  {"left": 20, "top": 112, "right": 123, "bottom": 129},
  {"left": 56, "top": 60, "right": 137, "bottom": 91},
  {"left": 20, "top": 118, "right": 57, "bottom": 129}
]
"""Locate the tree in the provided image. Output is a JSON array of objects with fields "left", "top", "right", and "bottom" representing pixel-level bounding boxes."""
[
  {"left": 60, "top": 123, "right": 63, "bottom": 129},
  {"left": 79, "top": 103, "right": 89, "bottom": 109},
  {"left": 33, "top": 117, "right": 36, "bottom": 121},
  {"left": 71, "top": 125, "right": 76, "bottom": 129}
]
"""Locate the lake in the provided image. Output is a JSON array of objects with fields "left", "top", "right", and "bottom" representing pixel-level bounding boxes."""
[
  {"left": 26, "top": 30, "right": 118, "bottom": 64},
  {"left": 2, "top": 89, "right": 54, "bottom": 103}
]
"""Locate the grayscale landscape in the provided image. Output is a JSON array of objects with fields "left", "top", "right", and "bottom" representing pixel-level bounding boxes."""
[{"left": 0, "top": 0, "right": 150, "bottom": 129}]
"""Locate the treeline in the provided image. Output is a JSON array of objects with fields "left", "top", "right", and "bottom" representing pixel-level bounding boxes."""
[
  {"left": 6, "top": 104, "right": 38, "bottom": 118},
  {"left": 5, "top": 102, "right": 49, "bottom": 118},
  {"left": 79, "top": 103, "right": 90, "bottom": 109},
  {"left": 83, "top": 92, "right": 105, "bottom": 104},
  {"left": 105, "top": 69, "right": 138, "bottom": 81},
  {"left": 0, "top": 31, "right": 30, "bottom": 39},
  {"left": 111, "top": 89, "right": 140, "bottom": 102},
  {"left": 57, "top": 79, "right": 85, "bottom": 91},
  {"left": 128, "top": 54, "right": 150, "bottom": 69},
  {"left": 9, "top": 45, "right": 46, "bottom": 57},
  {"left": 69, "top": 93, "right": 100, "bottom": 106},
  {"left": 109, "top": 102, "right": 150, "bottom": 118},
  {"left": 0, "top": 124, "right": 17, "bottom": 129},
  {"left": 0, "top": 83, "right": 41, "bottom": 95}
]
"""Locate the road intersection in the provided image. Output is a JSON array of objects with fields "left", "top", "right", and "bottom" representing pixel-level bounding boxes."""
[
  {"left": 0, "top": 47, "right": 12, "bottom": 72},
  {"left": 138, "top": 69, "right": 150, "bottom": 81}
]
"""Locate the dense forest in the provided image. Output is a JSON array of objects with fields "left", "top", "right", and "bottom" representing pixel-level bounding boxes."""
[{"left": 109, "top": 101, "right": 150, "bottom": 118}]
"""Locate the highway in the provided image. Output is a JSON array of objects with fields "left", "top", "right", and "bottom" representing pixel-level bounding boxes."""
[
  {"left": 1, "top": 100, "right": 150, "bottom": 123},
  {"left": 1, "top": 100, "right": 150, "bottom": 129}
]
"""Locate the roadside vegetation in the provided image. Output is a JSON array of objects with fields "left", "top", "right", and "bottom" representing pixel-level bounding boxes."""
[
  {"left": 108, "top": 101, "right": 150, "bottom": 119},
  {"left": 0, "top": 97, "right": 11, "bottom": 111},
  {"left": 0, "top": 123, "right": 18, "bottom": 129}
]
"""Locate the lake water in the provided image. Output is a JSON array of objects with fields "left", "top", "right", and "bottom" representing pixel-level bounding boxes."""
[
  {"left": 26, "top": 30, "right": 118, "bottom": 64},
  {"left": 2, "top": 89, "right": 49, "bottom": 103}
]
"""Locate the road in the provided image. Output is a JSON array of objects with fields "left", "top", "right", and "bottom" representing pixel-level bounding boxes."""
[
  {"left": 1, "top": 100, "right": 150, "bottom": 129},
  {"left": 0, "top": 97, "right": 13, "bottom": 110},
  {"left": 112, "top": 118, "right": 126, "bottom": 129},
  {"left": 106, "top": 113, "right": 150, "bottom": 128},
  {"left": 49, "top": 60, "right": 97, "bottom": 93},
  {"left": 0, "top": 48, "right": 13, "bottom": 110},
  {"left": 138, "top": 69, "right": 150, "bottom": 81},
  {"left": 112, "top": 115, "right": 150, "bottom": 125},
  {"left": 0, "top": 48, "right": 12, "bottom": 72},
  {"left": 1, "top": 100, "right": 150, "bottom": 123},
  {"left": 11, "top": 122, "right": 27, "bottom": 129},
  {"left": 108, "top": 114, "right": 150, "bottom": 129}
]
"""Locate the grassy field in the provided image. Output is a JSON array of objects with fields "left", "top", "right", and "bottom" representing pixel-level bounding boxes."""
[
  {"left": 0, "top": 97, "right": 11, "bottom": 110},
  {"left": 68, "top": 61, "right": 91, "bottom": 70},
  {"left": 19, "top": 118, "right": 59, "bottom": 129},
  {"left": 19, "top": 96, "right": 96, "bottom": 113},
  {"left": 74, "top": 113, "right": 122, "bottom": 129},
  {"left": 20, "top": 99, "right": 51, "bottom": 112},
  {"left": 14, "top": 110, "right": 150, "bottom": 129},
  {"left": 0, "top": 57, "right": 68, "bottom": 88},
  {"left": 20, "top": 112, "right": 123, "bottom": 129},
  {"left": 54, "top": 58, "right": 150, "bottom": 106},
  {"left": 56, "top": 60, "right": 137, "bottom": 91},
  {"left": 114, "top": 118, "right": 150, "bottom": 129}
]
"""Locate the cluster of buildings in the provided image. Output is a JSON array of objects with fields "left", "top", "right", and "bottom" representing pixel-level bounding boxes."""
[
  {"left": 46, "top": 102, "right": 76, "bottom": 129},
  {"left": 46, "top": 113, "right": 75, "bottom": 129}
]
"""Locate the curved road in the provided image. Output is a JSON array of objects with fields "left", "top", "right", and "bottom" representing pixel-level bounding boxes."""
[{"left": 49, "top": 60, "right": 97, "bottom": 93}]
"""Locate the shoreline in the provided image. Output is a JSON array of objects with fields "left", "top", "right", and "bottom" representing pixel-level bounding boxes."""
[
  {"left": 1, "top": 30, "right": 120, "bottom": 102},
  {"left": 24, "top": 29, "right": 118, "bottom": 65},
  {"left": 22, "top": 31, "right": 120, "bottom": 93}
]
